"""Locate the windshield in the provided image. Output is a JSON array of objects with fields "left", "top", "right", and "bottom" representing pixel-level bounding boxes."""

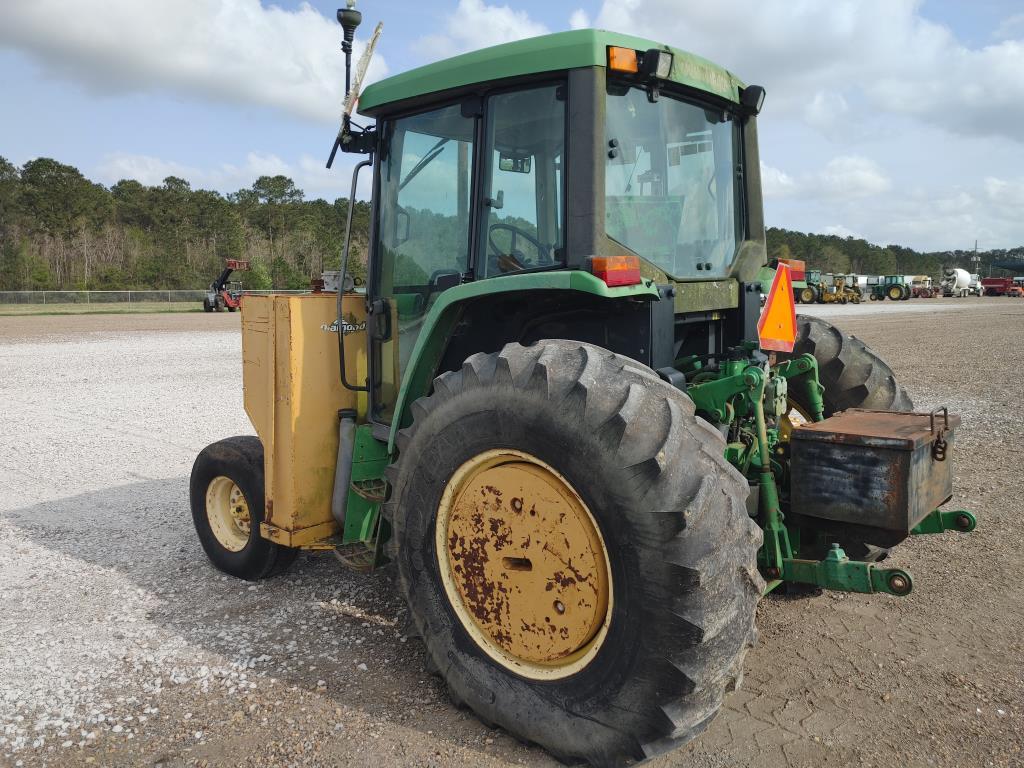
[{"left": 605, "top": 83, "right": 742, "bottom": 279}]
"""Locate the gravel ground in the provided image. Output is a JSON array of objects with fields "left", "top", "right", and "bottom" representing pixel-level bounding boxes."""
[{"left": 1, "top": 302, "right": 1022, "bottom": 768}]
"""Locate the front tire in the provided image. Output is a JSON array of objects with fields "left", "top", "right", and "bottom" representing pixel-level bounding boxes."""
[
  {"left": 190, "top": 436, "right": 297, "bottom": 580},
  {"left": 386, "top": 341, "right": 762, "bottom": 767}
]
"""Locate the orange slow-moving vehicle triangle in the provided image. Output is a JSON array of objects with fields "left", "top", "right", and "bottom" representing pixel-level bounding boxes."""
[{"left": 758, "top": 263, "right": 797, "bottom": 352}]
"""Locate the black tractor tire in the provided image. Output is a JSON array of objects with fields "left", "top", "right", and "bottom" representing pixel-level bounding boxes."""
[
  {"left": 203, "top": 298, "right": 213, "bottom": 313},
  {"left": 228, "top": 305, "right": 237, "bottom": 312},
  {"left": 779, "top": 316, "right": 913, "bottom": 561},
  {"left": 190, "top": 436, "right": 298, "bottom": 580},
  {"left": 385, "top": 340, "right": 763, "bottom": 767},
  {"left": 800, "top": 286, "right": 817, "bottom": 304},
  {"left": 782, "top": 314, "right": 912, "bottom": 420},
  {"left": 900, "top": 286, "right": 911, "bottom": 300}
]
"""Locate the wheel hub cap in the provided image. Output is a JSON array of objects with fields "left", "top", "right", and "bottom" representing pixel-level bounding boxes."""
[
  {"left": 206, "top": 476, "right": 251, "bottom": 552},
  {"left": 436, "top": 449, "right": 611, "bottom": 679}
]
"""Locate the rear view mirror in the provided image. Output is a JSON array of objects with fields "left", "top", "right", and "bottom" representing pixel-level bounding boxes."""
[{"left": 498, "top": 152, "right": 532, "bottom": 173}]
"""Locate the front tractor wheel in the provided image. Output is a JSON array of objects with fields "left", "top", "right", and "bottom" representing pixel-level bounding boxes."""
[
  {"left": 189, "top": 436, "right": 297, "bottom": 580},
  {"left": 386, "top": 341, "right": 762, "bottom": 766}
]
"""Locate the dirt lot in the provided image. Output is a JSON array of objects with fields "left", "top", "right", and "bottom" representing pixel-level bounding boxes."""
[{"left": 1, "top": 298, "right": 1022, "bottom": 768}]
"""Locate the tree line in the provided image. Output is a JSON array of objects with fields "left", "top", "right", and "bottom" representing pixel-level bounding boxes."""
[
  {"left": 0, "top": 156, "right": 370, "bottom": 291},
  {"left": 1, "top": 155, "right": 1021, "bottom": 291},
  {"left": 767, "top": 228, "right": 1024, "bottom": 279}
]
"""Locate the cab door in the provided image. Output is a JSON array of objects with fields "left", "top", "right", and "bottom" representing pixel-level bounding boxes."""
[
  {"left": 368, "top": 83, "right": 566, "bottom": 427},
  {"left": 369, "top": 103, "right": 476, "bottom": 424}
]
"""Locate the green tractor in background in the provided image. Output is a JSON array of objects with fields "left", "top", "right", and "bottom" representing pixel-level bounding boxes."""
[
  {"left": 799, "top": 267, "right": 824, "bottom": 303},
  {"left": 870, "top": 274, "right": 911, "bottom": 300},
  {"left": 190, "top": 8, "right": 974, "bottom": 766}
]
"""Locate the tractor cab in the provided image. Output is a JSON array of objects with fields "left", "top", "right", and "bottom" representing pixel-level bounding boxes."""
[{"left": 347, "top": 30, "right": 767, "bottom": 425}]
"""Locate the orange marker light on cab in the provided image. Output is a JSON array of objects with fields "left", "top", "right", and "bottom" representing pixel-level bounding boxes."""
[
  {"left": 587, "top": 255, "right": 642, "bottom": 287},
  {"left": 607, "top": 46, "right": 639, "bottom": 73}
]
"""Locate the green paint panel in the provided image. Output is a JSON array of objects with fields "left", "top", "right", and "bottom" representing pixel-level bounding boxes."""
[
  {"left": 342, "top": 425, "right": 390, "bottom": 545},
  {"left": 387, "top": 270, "right": 660, "bottom": 451},
  {"left": 671, "top": 278, "right": 738, "bottom": 313},
  {"left": 359, "top": 29, "right": 744, "bottom": 115}
]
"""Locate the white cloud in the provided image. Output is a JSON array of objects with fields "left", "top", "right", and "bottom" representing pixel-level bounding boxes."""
[
  {"left": 761, "top": 156, "right": 890, "bottom": 200},
  {"left": 817, "top": 156, "right": 891, "bottom": 198},
  {"left": 95, "top": 151, "right": 358, "bottom": 199},
  {"left": 760, "top": 163, "right": 798, "bottom": 199},
  {"left": 821, "top": 224, "right": 860, "bottom": 239},
  {"left": 413, "top": 0, "right": 549, "bottom": 60},
  {"left": 569, "top": 9, "right": 591, "bottom": 31},
  {"left": 588, "top": 0, "right": 1024, "bottom": 143},
  {"left": 802, "top": 91, "right": 850, "bottom": 137},
  {"left": 984, "top": 176, "right": 1024, "bottom": 219},
  {"left": 0, "top": 0, "right": 387, "bottom": 124},
  {"left": 994, "top": 13, "right": 1024, "bottom": 41}
]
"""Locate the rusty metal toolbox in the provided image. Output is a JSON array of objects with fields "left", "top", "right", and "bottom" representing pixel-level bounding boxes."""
[{"left": 790, "top": 408, "right": 959, "bottom": 537}]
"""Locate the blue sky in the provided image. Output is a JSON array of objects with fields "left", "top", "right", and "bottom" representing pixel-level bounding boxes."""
[{"left": 1, "top": 0, "right": 1023, "bottom": 251}]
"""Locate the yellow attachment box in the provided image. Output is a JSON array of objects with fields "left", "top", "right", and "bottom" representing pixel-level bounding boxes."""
[{"left": 241, "top": 293, "right": 368, "bottom": 547}]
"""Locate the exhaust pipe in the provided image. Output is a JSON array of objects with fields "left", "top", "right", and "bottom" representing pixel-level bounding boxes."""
[{"left": 331, "top": 408, "right": 358, "bottom": 531}]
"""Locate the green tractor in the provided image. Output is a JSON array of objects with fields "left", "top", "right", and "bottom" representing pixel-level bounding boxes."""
[
  {"left": 870, "top": 274, "right": 910, "bottom": 301},
  {"left": 190, "top": 9, "right": 974, "bottom": 767},
  {"left": 799, "top": 267, "right": 824, "bottom": 303}
]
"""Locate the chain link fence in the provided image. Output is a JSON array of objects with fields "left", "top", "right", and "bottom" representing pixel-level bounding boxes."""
[{"left": 0, "top": 290, "right": 305, "bottom": 306}]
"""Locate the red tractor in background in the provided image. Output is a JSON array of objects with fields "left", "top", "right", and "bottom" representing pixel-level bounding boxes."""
[{"left": 203, "top": 259, "right": 250, "bottom": 312}]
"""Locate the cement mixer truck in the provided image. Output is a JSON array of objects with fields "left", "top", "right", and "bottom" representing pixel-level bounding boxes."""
[{"left": 942, "top": 268, "right": 972, "bottom": 297}]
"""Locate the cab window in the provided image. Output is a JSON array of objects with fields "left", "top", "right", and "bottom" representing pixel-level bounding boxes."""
[{"left": 478, "top": 84, "right": 566, "bottom": 277}]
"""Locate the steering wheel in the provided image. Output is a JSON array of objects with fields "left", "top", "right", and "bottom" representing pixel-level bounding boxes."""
[{"left": 487, "top": 222, "right": 548, "bottom": 273}]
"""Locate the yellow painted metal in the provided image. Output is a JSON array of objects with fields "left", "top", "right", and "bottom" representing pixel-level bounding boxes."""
[
  {"left": 241, "top": 293, "right": 368, "bottom": 548},
  {"left": 779, "top": 400, "right": 811, "bottom": 442},
  {"left": 436, "top": 448, "right": 612, "bottom": 680},
  {"left": 206, "top": 475, "right": 251, "bottom": 552}
]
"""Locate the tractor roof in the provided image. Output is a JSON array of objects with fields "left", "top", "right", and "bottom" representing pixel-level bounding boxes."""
[{"left": 358, "top": 28, "right": 744, "bottom": 116}]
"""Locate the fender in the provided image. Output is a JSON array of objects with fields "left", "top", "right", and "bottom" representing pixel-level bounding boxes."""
[{"left": 386, "top": 270, "right": 660, "bottom": 452}]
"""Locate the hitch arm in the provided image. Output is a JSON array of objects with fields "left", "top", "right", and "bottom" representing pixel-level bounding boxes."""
[
  {"left": 782, "top": 544, "right": 913, "bottom": 596},
  {"left": 911, "top": 509, "right": 976, "bottom": 535}
]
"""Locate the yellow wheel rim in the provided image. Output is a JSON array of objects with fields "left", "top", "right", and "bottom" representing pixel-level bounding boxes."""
[
  {"left": 779, "top": 399, "right": 813, "bottom": 441},
  {"left": 206, "top": 476, "right": 252, "bottom": 552},
  {"left": 436, "top": 449, "right": 612, "bottom": 680}
]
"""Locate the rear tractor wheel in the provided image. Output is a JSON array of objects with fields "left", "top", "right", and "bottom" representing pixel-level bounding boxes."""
[
  {"left": 190, "top": 436, "right": 297, "bottom": 580},
  {"left": 386, "top": 340, "right": 762, "bottom": 766},
  {"left": 887, "top": 285, "right": 903, "bottom": 301},
  {"left": 778, "top": 316, "right": 913, "bottom": 563},
  {"left": 800, "top": 286, "right": 817, "bottom": 304}
]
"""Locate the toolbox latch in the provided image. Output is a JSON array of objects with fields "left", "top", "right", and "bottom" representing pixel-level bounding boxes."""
[{"left": 929, "top": 406, "right": 949, "bottom": 461}]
